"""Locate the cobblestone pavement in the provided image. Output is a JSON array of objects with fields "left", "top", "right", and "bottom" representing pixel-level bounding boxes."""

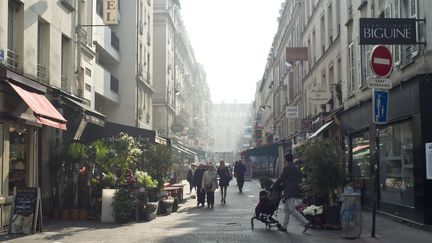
[{"left": 1, "top": 180, "right": 432, "bottom": 243}]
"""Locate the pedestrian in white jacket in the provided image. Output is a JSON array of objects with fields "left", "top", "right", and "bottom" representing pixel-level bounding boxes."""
[{"left": 202, "top": 162, "right": 218, "bottom": 208}]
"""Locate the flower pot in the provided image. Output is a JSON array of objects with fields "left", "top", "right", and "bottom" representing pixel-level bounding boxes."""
[
  {"left": 60, "top": 209, "right": 70, "bottom": 220},
  {"left": 143, "top": 202, "right": 158, "bottom": 221},
  {"left": 53, "top": 209, "right": 60, "bottom": 219},
  {"left": 78, "top": 209, "right": 89, "bottom": 220},
  {"left": 70, "top": 209, "right": 79, "bottom": 220},
  {"left": 158, "top": 199, "right": 174, "bottom": 215}
]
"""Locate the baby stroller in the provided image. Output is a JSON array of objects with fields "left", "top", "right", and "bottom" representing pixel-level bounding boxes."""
[{"left": 251, "top": 182, "right": 283, "bottom": 230}]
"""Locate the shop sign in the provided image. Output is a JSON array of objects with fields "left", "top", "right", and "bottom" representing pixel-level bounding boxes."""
[
  {"left": 359, "top": 18, "right": 417, "bottom": 45},
  {"left": 308, "top": 90, "right": 332, "bottom": 105},
  {"left": 426, "top": 143, "right": 432, "bottom": 179},
  {"left": 103, "top": 0, "right": 118, "bottom": 25},
  {"left": 286, "top": 47, "right": 308, "bottom": 62},
  {"left": 286, "top": 106, "right": 299, "bottom": 118}
]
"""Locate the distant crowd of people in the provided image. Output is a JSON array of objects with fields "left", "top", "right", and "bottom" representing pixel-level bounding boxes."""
[{"left": 186, "top": 160, "right": 247, "bottom": 208}]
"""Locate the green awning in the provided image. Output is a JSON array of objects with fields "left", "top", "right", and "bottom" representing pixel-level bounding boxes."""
[{"left": 244, "top": 143, "right": 278, "bottom": 157}]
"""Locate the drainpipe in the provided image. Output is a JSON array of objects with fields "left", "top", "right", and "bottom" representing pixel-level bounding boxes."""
[
  {"left": 136, "top": 0, "right": 140, "bottom": 127},
  {"left": 76, "top": 0, "right": 83, "bottom": 98}
]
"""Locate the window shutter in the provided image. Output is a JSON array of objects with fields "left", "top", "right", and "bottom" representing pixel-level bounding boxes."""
[
  {"left": 348, "top": 42, "right": 355, "bottom": 94},
  {"left": 355, "top": 39, "right": 361, "bottom": 89},
  {"left": 366, "top": 45, "right": 372, "bottom": 80},
  {"left": 394, "top": 0, "right": 401, "bottom": 66},
  {"left": 409, "top": 0, "right": 418, "bottom": 57},
  {"left": 358, "top": 41, "right": 363, "bottom": 88}
]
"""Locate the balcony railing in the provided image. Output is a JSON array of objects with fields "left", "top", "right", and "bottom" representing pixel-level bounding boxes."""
[
  {"left": 6, "top": 49, "right": 19, "bottom": 71},
  {"left": 37, "top": 63, "right": 48, "bottom": 83}
]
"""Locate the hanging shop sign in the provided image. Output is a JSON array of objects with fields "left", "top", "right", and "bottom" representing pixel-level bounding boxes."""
[
  {"left": 308, "top": 90, "right": 332, "bottom": 105},
  {"left": 301, "top": 119, "right": 313, "bottom": 132},
  {"left": 359, "top": 18, "right": 417, "bottom": 45},
  {"left": 286, "top": 47, "right": 308, "bottom": 62},
  {"left": 103, "top": 0, "right": 119, "bottom": 25},
  {"left": 243, "top": 126, "right": 252, "bottom": 138}
]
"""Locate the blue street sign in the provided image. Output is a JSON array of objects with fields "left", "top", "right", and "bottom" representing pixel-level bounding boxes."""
[{"left": 372, "top": 89, "right": 389, "bottom": 124}]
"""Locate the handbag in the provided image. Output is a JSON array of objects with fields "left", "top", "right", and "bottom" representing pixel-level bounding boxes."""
[{"left": 204, "top": 183, "right": 213, "bottom": 191}]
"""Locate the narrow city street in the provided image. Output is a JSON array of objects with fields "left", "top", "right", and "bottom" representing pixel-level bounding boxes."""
[{"left": 1, "top": 180, "right": 431, "bottom": 243}]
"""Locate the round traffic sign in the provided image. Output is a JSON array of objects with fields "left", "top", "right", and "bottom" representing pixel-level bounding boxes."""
[{"left": 370, "top": 45, "right": 393, "bottom": 78}]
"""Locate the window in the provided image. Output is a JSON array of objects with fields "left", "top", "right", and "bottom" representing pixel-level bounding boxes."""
[
  {"left": 379, "top": 121, "right": 414, "bottom": 207},
  {"left": 320, "top": 14, "right": 325, "bottom": 55},
  {"left": 110, "top": 75, "right": 119, "bottom": 93},
  {"left": 7, "top": 0, "right": 21, "bottom": 70},
  {"left": 37, "top": 19, "right": 49, "bottom": 83},
  {"left": 405, "top": 0, "right": 418, "bottom": 59},
  {"left": 351, "top": 131, "right": 371, "bottom": 178},
  {"left": 111, "top": 32, "right": 120, "bottom": 51},
  {"left": 61, "top": 35, "right": 70, "bottom": 90},
  {"left": 85, "top": 67, "right": 91, "bottom": 77},
  {"left": 96, "top": 0, "right": 103, "bottom": 17},
  {"left": 85, "top": 83, "right": 91, "bottom": 91},
  {"left": 327, "top": 3, "right": 333, "bottom": 43}
]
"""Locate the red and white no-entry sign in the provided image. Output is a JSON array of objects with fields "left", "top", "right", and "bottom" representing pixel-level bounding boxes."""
[{"left": 370, "top": 45, "right": 393, "bottom": 78}]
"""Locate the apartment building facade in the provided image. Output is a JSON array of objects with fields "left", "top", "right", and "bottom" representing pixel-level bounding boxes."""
[
  {"left": 93, "top": 0, "right": 154, "bottom": 130},
  {"left": 153, "top": 0, "right": 212, "bottom": 160},
  {"left": 254, "top": 0, "right": 432, "bottom": 225}
]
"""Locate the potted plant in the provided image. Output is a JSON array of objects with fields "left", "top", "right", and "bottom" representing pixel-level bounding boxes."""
[
  {"left": 158, "top": 196, "right": 175, "bottom": 216},
  {"left": 112, "top": 187, "right": 135, "bottom": 223},
  {"left": 302, "top": 138, "right": 345, "bottom": 226},
  {"left": 142, "top": 202, "right": 158, "bottom": 221}
]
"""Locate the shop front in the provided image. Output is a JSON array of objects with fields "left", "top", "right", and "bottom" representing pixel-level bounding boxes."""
[
  {"left": 0, "top": 66, "right": 67, "bottom": 228},
  {"left": 340, "top": 74, "right": 432, "bottom": 225}
]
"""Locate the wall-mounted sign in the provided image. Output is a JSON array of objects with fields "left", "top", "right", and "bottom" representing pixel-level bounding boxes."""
[
  {"left": 372, "top": 89, "right": 389, "bottom": 124},
  {"left": 367, "top": 78, "right": 392, "bottom": 90},
  {"left": 286, "top": 47, "right": 308, "bottom": 62},
  {"left": 170, "top": 124, "right": 184, "bottom": 133},
  {"left": 103, "top": 0, "right": 119, "bottom": 25},
  {"left": 286, "top": 106, "right": 299, "bottom": 118},
  {"left": 359, "top": 18, "right": 417, "bottom": 45},
  {"left": 308, "top": 90, "right": 332, "bottom": 105}
]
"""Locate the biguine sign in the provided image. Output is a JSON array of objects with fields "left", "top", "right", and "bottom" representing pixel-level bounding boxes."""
[{"left": 359, "top": 18, "right": 417, "bottom": 45}]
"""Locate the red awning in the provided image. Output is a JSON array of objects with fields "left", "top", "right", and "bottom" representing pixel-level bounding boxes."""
[{"left": 9, "top": 82, "right": 67, "bottom": 130}]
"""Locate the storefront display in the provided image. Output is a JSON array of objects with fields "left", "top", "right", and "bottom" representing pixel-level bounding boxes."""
[
  {"left": 379, "top": 121, "right": 414, "bottom": 207},
  {"left": 9, "top": 126, "right": 29, "bottom": 195},
  {"left": 351, "top": 132, "right": 370, "bottom": 179}
]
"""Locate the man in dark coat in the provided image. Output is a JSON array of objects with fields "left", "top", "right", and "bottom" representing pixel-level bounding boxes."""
[
  {"left": 275, "top": 153, "right": 310, "bottom": 233},
  {"left": 186, "top": 163, "right": 196, "bottom": 194},
  {"left": 234, "top": 160, "right": 246, "bottom": 192},
  {"left": 193, "top": 162, "right": 206, "bottom": 206}
]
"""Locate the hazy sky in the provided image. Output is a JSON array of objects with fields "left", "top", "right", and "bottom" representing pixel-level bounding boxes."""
[{"left": 180, "top": 0, "right": 283, "bottom": 104}]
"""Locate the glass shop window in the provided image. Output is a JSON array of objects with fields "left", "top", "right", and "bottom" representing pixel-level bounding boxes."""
[
  {"left": 379, "top": 121, "right": 414, "bottom": 207},
  {"left": 351, "top": 131, "right": 371, "bottom": 178},
  {"left": 9, "top": 126, "right": 29, "bottom": 195}
]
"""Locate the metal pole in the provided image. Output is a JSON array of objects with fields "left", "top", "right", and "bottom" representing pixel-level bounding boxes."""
[{"left": 371, "top": 126, "right": 379, "bottom": 237}]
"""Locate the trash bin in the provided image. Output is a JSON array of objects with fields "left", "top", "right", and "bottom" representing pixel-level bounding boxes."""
[{"left": 340, "top": 192, "right": 362, "bottom": 239}]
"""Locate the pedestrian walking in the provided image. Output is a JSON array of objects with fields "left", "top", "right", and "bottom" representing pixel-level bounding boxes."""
[
  {"left": 275, "top": 153, "right": 311, "bottom": 233},
  {"left": 217, "top": 160, "right": 231, "bottom": 204},
  {"left": 202, "top": 162, "right": 218, "bottom": 208},
  {"left": 193, "top": 162, "right": 206, "bottom": 206},
  {"left": 187, "top": 163, "right": 196, "bottom": 194},
  {"left": 234, "top": 160, "right": 246, "bottom": 192}
]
